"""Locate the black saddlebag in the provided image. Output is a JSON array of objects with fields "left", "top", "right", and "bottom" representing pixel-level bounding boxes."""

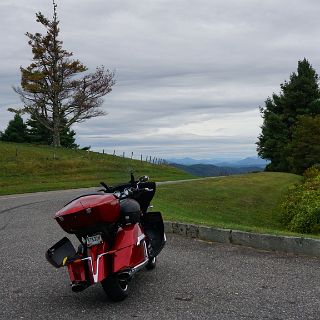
[
  {"left": 46, "top": 237, "right": 76, "bottom": 268},
  {"left": 141, "top": 212, "right": 166, "bottom": 257}
]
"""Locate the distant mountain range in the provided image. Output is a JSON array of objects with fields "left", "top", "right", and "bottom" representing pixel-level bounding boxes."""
[
  {"left": 168, "top": 157, "right": 269, "bottom": 177},
  {"left": 170, "top": 163, "right": 264, "bottom": 177},
  {"left": 167, "top": 156, "right": 269, "bottom": 168}
]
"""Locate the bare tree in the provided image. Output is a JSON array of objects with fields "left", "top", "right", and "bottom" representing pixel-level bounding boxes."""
[{"left": 11, "top": 0, "right": 115, "bottom": 146}]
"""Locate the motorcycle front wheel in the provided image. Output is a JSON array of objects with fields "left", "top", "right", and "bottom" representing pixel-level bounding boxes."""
[
  {"left": 101, "top": 275, "right": 129, "bottom": 301},
  {"left": 145, "top": 256, "right": 157, "bottom": 270}
]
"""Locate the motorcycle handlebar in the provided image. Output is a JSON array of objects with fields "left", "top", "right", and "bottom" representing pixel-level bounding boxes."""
[
  {"left": 100, "top": 181, "right": 111, "bottom": 191},
  {"left": 100, "top": 175, "right": 154, "bottom": 197},
  {"left": 113, "top": 186, "right": 154, "bottom": 199}
]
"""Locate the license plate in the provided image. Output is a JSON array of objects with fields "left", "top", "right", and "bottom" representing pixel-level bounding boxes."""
[{"left": 86, "top": 234, "right": 103, "bottom": 247}]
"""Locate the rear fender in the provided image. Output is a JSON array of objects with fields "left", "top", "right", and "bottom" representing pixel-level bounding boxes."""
[
  {"left": 85, "top": 241, "right": 110, "bottom": 283},
  {"left": 68, "top": 241, "right": 110, "bottom": 284},
  {"left": 58, "top": 224, "right": 149, "bottom": 284}
]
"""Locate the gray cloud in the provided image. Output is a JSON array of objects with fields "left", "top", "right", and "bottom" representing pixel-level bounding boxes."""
[{"left": 1, "top": 0, "right": 319, "bottom": 159}]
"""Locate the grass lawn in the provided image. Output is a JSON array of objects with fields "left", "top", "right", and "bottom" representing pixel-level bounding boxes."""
[
  {"left": 1, "top": 142, "right": 309, "bottom": 237},
  {"left": 153, "top": 172, "right": 304, "bottom": 236},
  {"left": 0, "top": 142, "right": 194, "bottom": 195}
]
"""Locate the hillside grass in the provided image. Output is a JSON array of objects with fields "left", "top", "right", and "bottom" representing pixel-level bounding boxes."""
[
  {"left": 0, "top": 141, "right": 194, "bottom": 195},
  {"left": 153, "top": 172, "right": 305, "bottom": 236},
  {"left": 0, "top": 142, "right": 309, "bottom": 237}
]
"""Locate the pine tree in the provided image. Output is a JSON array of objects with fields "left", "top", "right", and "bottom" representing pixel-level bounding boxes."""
[
  {"left": 60, "top": 121, "right": 78, "bottom": 149},
  {"left": 1, "top": 114, "right": 28, "bottom": 143},
  {"left": 291, "top": 115, "right": 320, "bottom": 173},
  {"left": 27, "top": 114, "right": 78, "bottom": 148},
  {"left": 26, "top": 114, "right": 51, "bottom": 145},
  {"left": 11, "top": 0, "right": 115, "bottom": 147},
  {"left": 61, "top": 130, "right": 77, "bottom": 148},
  {"left": 257, "top": 59, "right": 320, "bottom": 172}
]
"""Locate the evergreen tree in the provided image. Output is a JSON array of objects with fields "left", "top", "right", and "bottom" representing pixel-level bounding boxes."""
[
  {"left": 291, "top": 115, "right": 320, "bottom": 174},
  {"left": 1, "top": 114, "right": 28, "bottom": 143},
  {"left": 257, "top": 59, "right": 320, "bottom": 172},
  {"left": 27, "top": 114, "right": 78, "bottom": 148},
  {"left": 11, "top": 0, "right": 115, "bottom": 147},
  {"left": 60, "top": 122, "right": 78, "bottom": 149},
  {"left": 27, "top": 114, "right": 51, "bottom": 145}
]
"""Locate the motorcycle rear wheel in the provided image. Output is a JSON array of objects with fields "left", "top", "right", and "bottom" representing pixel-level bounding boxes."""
[{"left": 101, "top": 275, "right": 129, "bottom": 301}]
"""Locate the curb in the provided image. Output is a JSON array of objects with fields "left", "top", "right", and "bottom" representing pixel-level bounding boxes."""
[{"left": 164, "top": 221, "right": 320, "bottom": 258}]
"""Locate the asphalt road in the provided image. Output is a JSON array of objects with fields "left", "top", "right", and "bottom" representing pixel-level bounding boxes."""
[{"left": 0, "top": 188, "right": 320, "bottom": 320}]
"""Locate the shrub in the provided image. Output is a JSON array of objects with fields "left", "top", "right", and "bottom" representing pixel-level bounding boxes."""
[
  {"left": 281, "top": 168, "right": 320, "bottom": 234},
  {"left": 303, "top": 164, "right": 320, "bottom": 180}
]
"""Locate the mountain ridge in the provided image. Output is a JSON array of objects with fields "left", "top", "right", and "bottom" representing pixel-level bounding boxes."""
[
  {"left": 170, "top": 163, "right": 264, "bottom": 177},
  {"left": 168, "top": 156, "right": 269, "bottom": 168}
]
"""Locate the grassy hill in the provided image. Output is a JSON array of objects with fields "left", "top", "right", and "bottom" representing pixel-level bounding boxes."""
[
  {"left": 0, "top": 142, "right": 305, "bottom": 236},
  {"left": 153, "top": 172, "right": 303, "bottom": 236},
  {"left": 0, "top": 142, "right": 194, "bottom": 195}
]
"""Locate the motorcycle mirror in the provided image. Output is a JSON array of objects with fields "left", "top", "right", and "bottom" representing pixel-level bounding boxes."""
[
  {"left": 113, "top": 191, "right": 121, "bottom": 198},
  {"left": 139, "top": 175, "right": 149, "bottom": 183}
]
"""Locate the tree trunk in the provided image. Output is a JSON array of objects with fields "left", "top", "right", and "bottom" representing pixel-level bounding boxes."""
[
  {"left": 52, "top": 118, "right": 61, "bottom": 147},
  {"left": 53, "top": 129, "right": 61, "bottom": 147}
]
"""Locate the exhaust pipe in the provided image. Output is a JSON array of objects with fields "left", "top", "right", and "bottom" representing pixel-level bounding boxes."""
[
  {"left": 118, "top": 257, "right": 150, "bottom": 280},
  {"left": 118, "top": 240, "right": 150, "bottom": 279},
  {"left": 71, "top": 281, "right": 89, "bottom": 293}
]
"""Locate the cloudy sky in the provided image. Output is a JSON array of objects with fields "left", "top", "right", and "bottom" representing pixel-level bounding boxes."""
[{"left": 1, "top": 0, "right": 320, "bottom": 160}]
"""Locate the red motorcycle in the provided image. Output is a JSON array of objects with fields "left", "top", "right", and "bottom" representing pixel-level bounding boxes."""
[{"left": 46, "top": 174, "right": 166, "bottom": 301}]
